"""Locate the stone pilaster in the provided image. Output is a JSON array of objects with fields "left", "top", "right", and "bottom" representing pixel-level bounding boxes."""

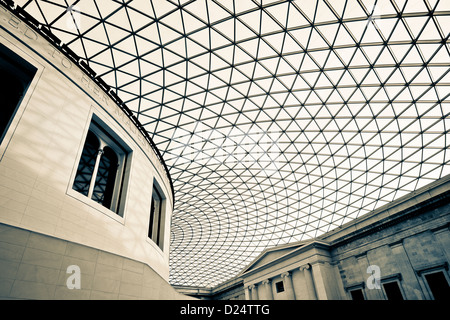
[
  {"left": 250, "top": 284, "right": 259, "bottom": 300},
  {"left": 389, "top": 241, "right": 425, "bottom": 299},
  {"left": 281, "top": 271, "right": 296, "bottom": 300},
  {"left": 300, "top": 263, "right": 317, "bottom": 300},
  {"left": 262, "top": 279, "right": 273, "bottom": 300},
  {"left": 244, "top": 285, "right": 251, "bottom": 300}
]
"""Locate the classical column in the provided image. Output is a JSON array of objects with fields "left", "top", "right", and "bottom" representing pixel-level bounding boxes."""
[
  {"left": 262, "top": 279, "right": 273, "bottom": 300},
  {"left": 87, "top": 148, "right": 104, "bottom": 198},
  {"left": 250, "top": 284, "right": 259, "bottom": 300},
  {"left": 244, "top": 286, "right": 251, "bottom": 300},
  {"left": 281, "top": 272, "right": 296, "bottom": 300},
  {"left": 300, "top": 263, "right": 317, "bottom": 300}
]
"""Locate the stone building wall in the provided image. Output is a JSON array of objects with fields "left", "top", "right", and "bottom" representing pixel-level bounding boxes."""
[
  {"left": 328, "top": 187, "right": 450, "bottom": 300},
  {"left": 212, "top": 175, "right": 450, "bottom": 300},
  {"left": 0, "top": 223, "right": 188, "bottom": 299},
  {"left": 0, "top": 4, "right": 186, "bottom": 299}
]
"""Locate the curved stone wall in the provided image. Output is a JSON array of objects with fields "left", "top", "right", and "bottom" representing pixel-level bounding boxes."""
[{"left": 0, "top": 4, "right": 183, "bottom": 299}]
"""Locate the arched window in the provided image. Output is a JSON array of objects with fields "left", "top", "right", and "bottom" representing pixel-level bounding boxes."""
[{"left": 73, "top": 121, "right": 128, "bottom": 215}]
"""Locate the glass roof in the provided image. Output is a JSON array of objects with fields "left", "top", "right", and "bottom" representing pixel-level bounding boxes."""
[{"left": 14, "top": 0, "right": 450, "bottom": 287}]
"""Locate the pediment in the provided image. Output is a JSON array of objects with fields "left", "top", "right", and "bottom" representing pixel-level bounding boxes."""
[{"left": 240, "top": 240, "right": 310, "bottom": 274}]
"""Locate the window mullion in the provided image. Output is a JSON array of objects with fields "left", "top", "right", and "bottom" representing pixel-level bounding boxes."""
[{"left": 88, "top": 148, "right": 104, "bottom": 199}]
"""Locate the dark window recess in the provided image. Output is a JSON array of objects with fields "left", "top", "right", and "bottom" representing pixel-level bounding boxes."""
[
  {"left": 0, "top": 43, "right": 37, "bottom": 144},
  {"left": 350, "top": 289, "right": 365, "bottom": 300},
  {"left": 425, "top": 271, "right": 450, "bottom": 300},
  {"left": 275, "top": 281, "right": 284, "bottom": 293},
  {"left": 383, "top": 282, "right": 404, "bottom": 300},
  {"left": 148, "top": 184, "right": 164, "bottom": 249}
]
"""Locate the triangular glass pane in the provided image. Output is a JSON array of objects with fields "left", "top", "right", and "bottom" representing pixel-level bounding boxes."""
[{"left": 287, "top": 4, "right": 310, "bottom": 28}]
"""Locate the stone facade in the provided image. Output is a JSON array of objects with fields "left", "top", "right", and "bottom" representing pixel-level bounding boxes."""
[
  {"left": 179, "top": 175, "right": 450, "bottom": 300},
  {"left": 238, "top": 174, "right": 450, "bottom": 300},
  {"left": 0, "top": 223, "right": 188, "bottom": 299}
]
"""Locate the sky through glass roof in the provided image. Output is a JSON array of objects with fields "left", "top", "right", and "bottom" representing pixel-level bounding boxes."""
[{"left": 13, "top": 0, "right": 450, "bottom": 287}]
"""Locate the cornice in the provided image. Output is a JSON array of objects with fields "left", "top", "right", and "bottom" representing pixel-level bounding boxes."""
[{"left": 239, "top": 240, "right": 331, "bottom": 278}]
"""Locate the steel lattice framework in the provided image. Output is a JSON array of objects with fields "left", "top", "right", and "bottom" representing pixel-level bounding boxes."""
[{"left": 13, "top": 0, "right": 450, "bottom": 287}]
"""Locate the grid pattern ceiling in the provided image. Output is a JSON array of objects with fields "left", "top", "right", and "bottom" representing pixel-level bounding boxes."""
[{"left": 15, "top": 0, "right": 450, "bottom": 287}]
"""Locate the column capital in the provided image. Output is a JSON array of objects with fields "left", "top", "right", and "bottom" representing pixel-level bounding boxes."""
[
  {"left": 299, "top": 263, "right": 311, "bottom": 271},
  {"left": 281, "top": 271, "right": 291, "bottom": 279},
  {"left": 249, "top": 284, "right": 257, "bottom": 290},
  {"left": 262, "top": 279, "right": 271, "bottom": 285}
]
